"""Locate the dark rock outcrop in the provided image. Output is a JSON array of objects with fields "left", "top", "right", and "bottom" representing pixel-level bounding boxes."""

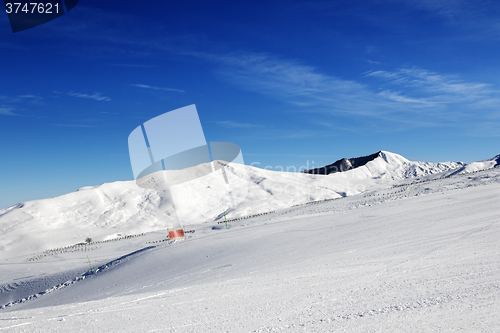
[{"left": 301, "top": 151, "right": 382, "bottom": 175}]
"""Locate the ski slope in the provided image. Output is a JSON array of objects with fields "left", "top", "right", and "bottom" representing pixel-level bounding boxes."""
[
  {"left": 0, "top": 158, "right": 499, "bottom": 332},
  {"left": 0, "top": 151, "right": 466, "bottom": 259}
]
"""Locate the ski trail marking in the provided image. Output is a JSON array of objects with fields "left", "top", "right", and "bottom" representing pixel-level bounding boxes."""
[
  {"left": 222, "top": 203, "right": 228, "bottom": 229},
  {"left": 87, "top": 255, "right": 94, "bottom": 274},
  {"left": 407, "top": 180, "right": 414, "bottom": 197}
]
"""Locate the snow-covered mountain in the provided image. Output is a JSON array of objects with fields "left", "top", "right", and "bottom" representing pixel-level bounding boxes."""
[
  {"left": 303, "top": 150, "right": 465, "bottom": 178},
  {"left": 449, "top": 153, "right": 500, "bottom": 175},
  {"left": 1, "top": 162, "right": 499, "bottom": 331},
  {"left": 302, "top": 151, "right": 382, "bottom": 174},
  {"left": 0, "top": 151, "right": 490, "bottom": 259}
]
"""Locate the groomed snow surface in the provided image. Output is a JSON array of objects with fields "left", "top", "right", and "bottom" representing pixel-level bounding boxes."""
[{"left": 1, "top": 152, "right": 499, "bottom": 332}]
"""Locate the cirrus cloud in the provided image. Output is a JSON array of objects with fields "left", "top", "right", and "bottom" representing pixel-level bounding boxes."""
[
  {"left": 132, "top": 84, "right": 185, "bottom": 93},
  {"left": 67, "top": 92, "right": 111, "bottom": 101}
]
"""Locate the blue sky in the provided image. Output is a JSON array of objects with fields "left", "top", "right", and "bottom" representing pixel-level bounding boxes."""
[{"left": 1, "top": 0, "right": 500, "bottom": 209}]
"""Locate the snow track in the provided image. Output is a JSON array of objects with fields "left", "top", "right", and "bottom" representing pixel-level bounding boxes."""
[{"left": 0, "top": 246, "right": 156, "bottom": 309}]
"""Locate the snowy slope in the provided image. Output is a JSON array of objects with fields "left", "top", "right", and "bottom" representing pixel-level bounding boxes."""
[
  {"left": 453, "top": 153, "right": 500, "bottom": 174},
  {"left": 0, "top": 151, "right": 480, "bottom": 259},
  {"left": 1, "top": 166, "right": 499, "bottom": 332}
]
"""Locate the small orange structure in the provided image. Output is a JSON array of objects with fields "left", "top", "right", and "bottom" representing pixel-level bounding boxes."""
[{"left": 169, "top": 229, "right": 185, "bottom": 239}]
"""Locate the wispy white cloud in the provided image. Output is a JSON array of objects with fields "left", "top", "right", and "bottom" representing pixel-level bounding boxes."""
[
  {"left": 68, "top": 92, "right": 111, "bottom": 101},
  {"left": 189, "top": 52, "right": 431, "bottom": 119},
  {"left": 378, "top": 90, "right": 436, "bottom": 106},
  {"left": 366, "top": 68, "right": 498, "bottom": 104},
  {"left": 366, "top": 70, "right": 401, "bottom": 81},
  {"left": 188, "top": 51, "right": 500, "bottom": 130},
  {"left": 0, "top": 94, "right": 41, "bottom": 103},
  {"left": 214, "top": 120, "right": 266, "bottom": 129},
  {"left": 132, "top": 84, "right": 185, "bottom": 93},
  {"left": 0, "top": 95, "right": 43, "bottom": 116},
  {"left": 0, "top": 107, "right": 18, "bottom": 116},
  {"left": 190, "top": 52, "right": 378, "bottom": 115}
]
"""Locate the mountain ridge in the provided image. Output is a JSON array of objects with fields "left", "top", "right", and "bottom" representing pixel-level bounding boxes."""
[
  {"left": 301, "top": 151, "right": 382, "bottom": 175},
  {"left": 0, "top": 151, "right": 496, "bottom": 259},
  {"left": 301, "top": 150, "right": 466, "bottom": 177}
]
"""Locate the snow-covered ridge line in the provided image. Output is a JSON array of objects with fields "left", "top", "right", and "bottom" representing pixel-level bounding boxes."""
[
  {"left": 0, "top": 203, "right": 24, "bottom": 218},
  {"left": 0, "top": 151, "right": 496, "bottom": 259},
  {"left": 301, "top": 150, "right": 465, "bottom": 178},
  {"left": 256, "top": 166, "right": 500, "bottom": 222},
  {"left": 214, "top": 161, "right": 500, "bottom": 225},
  {"left": 448, "top": 154, "right": 500, "bottom": 176}
]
